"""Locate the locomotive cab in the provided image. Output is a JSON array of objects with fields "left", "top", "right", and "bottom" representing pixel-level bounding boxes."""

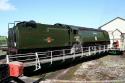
[{"left": 8, "top": 27, "right": 17, "bottom": 54}]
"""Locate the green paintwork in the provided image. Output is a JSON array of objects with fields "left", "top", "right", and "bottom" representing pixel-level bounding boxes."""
[
  {"left": 15, "top": 23, "right": 75, "bottom": 49},
  {"left": 8, "top": 21, "right": 110, "bottom": 51},
  {"left": 79, "top": 30, "right": 109, "bottom": 43}
]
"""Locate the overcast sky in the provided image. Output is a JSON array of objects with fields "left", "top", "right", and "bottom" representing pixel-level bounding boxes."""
[{"left": 0, "top": 0, "right": 125, "bottom": 36}]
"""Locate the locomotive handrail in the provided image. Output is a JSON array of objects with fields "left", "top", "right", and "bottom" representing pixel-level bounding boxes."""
[
  {"left": 8, "top": 21, "right": 21, "bottom": 29},
  {"left": 14, "top": 21, "right": 21, "bottom": 26},
  {"left": 8, "top": 23, "right": 15, "bottom": 29}
]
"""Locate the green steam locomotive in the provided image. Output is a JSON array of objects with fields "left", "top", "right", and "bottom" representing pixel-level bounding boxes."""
[{"left": 8, "top": 21, "right": 110, "bottom": 54}]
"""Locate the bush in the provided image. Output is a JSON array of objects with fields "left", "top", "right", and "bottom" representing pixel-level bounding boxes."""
[{"left": 0, "top": 36, "right": 7, "bottom": 45}]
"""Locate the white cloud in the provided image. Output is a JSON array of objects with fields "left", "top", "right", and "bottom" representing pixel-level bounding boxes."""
[{"left": 0, "top": 0, "right": 16, "bottom": 11}]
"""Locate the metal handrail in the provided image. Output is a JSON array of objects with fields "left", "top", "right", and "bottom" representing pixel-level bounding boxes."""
[
  {"left": 6, "top": 45, "right": 111, "bottom": 66},
  {"left": 6, "top": 46, "right": 109, "bottom": 61}
]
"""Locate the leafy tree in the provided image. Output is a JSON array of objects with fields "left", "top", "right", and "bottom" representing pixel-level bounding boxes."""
[{"left": 0, "top": 36, "right": 7, "bottom": 45}]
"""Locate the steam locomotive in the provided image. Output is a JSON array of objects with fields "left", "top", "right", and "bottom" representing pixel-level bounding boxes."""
[{"left": 8, "top": 21, "right": 110, "bottom": 54}]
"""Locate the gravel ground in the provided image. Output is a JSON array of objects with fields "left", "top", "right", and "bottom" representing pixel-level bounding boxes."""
[
  {"left": 39, "top": 55, "right": 125, "bottom": 83},
  {"left": 73, "top": 55, "right": 125, "bottom": 81},
  {"left": 1, "top": 52, "right": 124, "bottom": 83}
]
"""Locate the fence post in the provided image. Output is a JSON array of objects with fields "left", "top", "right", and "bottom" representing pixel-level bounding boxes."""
[
  {"left": 35, "top": 52, "right": 41, "bottom": 71},
  {"left": 6, "top": 55, "right": 9, "bottom": 64},
  {"left": 94, "top": 46, "right": 96, "bottom": 54},
  {"left": 81, "top": 47, "right": 84, "bottom": 57},
  {"left": 107, "top": 45, "right": 109, "bottom": 52},
  {"left": 63, "top": 50, "right": 65, "bottom": 61},
  {"left": 103, "top": 45, "right": 105, "bottom": 52},
  {"left": 88, "top": 47, "right": 91, "bottom": 56},
  {"left": 73, "top": 49, "right": 75, "bottom": 59},
  {"left": 99, "top": 46, "right": 101, "bottom": 53},
  {"left": 50, "top": 51, "right": 53, "bottom": 64}
]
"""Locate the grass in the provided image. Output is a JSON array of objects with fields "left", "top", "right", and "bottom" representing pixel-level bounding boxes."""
[
  {"left": 0, "top": 36, "right": 7, "bottom": 45},
  {"left": 0, "top": 50, "right": 6, "bottom": 55}
]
